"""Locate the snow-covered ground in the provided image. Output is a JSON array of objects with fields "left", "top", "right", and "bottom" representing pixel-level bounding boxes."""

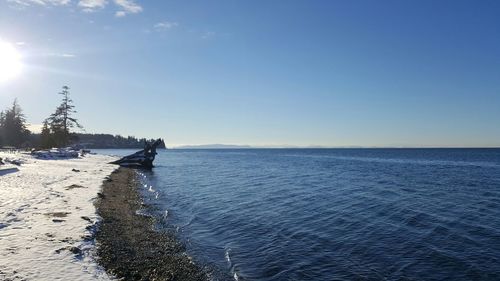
[{"left": 0, "top": 152, "right": 117, "bottom": 281}]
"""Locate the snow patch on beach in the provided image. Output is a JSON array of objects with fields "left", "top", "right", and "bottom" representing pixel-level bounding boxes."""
[{"left": 0, "top": 152, "right": 117, "bottom": 281}]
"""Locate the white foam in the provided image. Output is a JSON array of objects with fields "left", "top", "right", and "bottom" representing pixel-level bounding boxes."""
[
  {"left": 225, "top": 248, "right": 232, "bottom": 264},
  {"left": 0, "top": 151, "right": 117, "bottom": 280}
]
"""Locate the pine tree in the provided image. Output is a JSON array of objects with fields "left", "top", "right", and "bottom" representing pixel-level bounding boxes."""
[
  {"left": 0, "top": 99, "right": 31, "bottom": 147},
  {"left": 40, "top": 120, "right": 55, "bottom": 149},
  {"left": 46, "top": 86, "right": 83, "bottom": 147}
]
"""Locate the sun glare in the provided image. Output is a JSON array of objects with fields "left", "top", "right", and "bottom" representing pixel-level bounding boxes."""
[{"left": 0, "top": 40, "right": 23, "bottom": 83}]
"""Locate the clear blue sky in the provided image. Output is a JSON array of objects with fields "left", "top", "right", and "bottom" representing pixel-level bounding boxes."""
[{"left": 0, "top": 0, "right": 499, "bottom": 147}]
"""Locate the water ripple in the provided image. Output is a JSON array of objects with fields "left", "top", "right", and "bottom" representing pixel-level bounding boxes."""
[{"left": 137, "top": 148, "right": 500, "bottom": 280}]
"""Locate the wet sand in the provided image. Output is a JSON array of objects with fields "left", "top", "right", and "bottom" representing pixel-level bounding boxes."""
[{"left": 95, "top": 168, "right": 207, "bottom": 281}]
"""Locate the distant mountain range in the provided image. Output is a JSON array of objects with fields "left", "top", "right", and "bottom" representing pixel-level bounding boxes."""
[{"left": 174, "top": 144, "right": 252, "bottom": 149}]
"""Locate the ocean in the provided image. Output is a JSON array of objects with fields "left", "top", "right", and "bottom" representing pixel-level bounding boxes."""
[{"left": 96, "top": 148, "right": 500, "bottom": 280}]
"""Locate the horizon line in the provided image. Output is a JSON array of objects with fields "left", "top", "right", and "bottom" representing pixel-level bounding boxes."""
[{"left": 169, "top": 144, "right": 500, "bottom": 149}]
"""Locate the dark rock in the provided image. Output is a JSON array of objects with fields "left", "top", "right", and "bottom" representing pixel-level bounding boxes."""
[
  {"left": 68, "top": 246, "right": 82, "bottom": 255},
  {"left": 65, "top": 184, "right": 86, "bottom": 190},
  {"left": 8, "top": 159, "right": 22, "bottom": 166},
  {"left": 81, "top": 216, "right": 92, "bottom": 222},
  {"left": 55, "top": 246, "right": 82, "bottom": 255},
  {"left": 45, "top": 212, "right": 70, "bottom": 218}
]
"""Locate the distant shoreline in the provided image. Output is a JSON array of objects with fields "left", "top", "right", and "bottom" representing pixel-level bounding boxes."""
[{"left": 170, "top": 146, "right": 500, "bottom": 150}]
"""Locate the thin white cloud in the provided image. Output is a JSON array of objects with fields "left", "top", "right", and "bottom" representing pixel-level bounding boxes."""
[
  {"left": 115, "top": 10, "right": 126, "bottom": 17},
  {"left": 46, "top": 52, "right": 76, "bottom": 58},
  {"left": 78, "top": 0, "right": 107, "bottom": 12},
  {"left": 7, "top": 0, "right": 70, "bottom": 6},
  {"left": 113, "top": 0, "right": 142, "bottom": 17},
  {"left": 47, "top": 0, "right": 70, "bottom": 4},
  {"left": 201, "top": 31, "right": 216, "bottom": 40},
  {"left": 154, "top": 21, "right": 178, "bottom": 31},
  {"left": 8, "top": 0, "right": 144, "bottom": 17}
]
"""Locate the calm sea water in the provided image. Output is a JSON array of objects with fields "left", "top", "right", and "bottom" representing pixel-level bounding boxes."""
[{"left": 97, "top": 148, "right": 500, "bottom": 280}]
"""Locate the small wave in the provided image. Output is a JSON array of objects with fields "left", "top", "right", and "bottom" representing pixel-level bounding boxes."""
[
  {"left": 224, "top": 248, "right": 242, "bottom": 281},
  {"left": 135, "top": 209, "right": 153, "bottom": 218},
  {"left": 136, "top": 149, "right": 500, "bottom": 280},
  {"left": 225, "top": 249, "right": 231, "bottom": 265},
  {"left": 284, "top": 154, "right": 499, "bottom": 168}
]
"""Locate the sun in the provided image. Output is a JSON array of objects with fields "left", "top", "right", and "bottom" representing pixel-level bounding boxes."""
[{"left": 0, "top": 40, "right": 23, "bottom": 83}]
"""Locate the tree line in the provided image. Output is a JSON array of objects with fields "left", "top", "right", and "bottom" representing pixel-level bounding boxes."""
[
  {"left": 75, "top": 134, "right": 165, "bottom": 149},
  {"left": 0, "top": 86, "right": 165, "bottom": 149}
]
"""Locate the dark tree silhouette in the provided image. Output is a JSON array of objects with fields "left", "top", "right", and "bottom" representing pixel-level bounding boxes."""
[
  {"left": 39, "top": 120, "right": 55, "bottom": 148},
  {"left": 0, "top": 99, "right": 31, "bottom": 147},
  {"left": 46, "top": 86, "right": 83, "bottom": 147}
]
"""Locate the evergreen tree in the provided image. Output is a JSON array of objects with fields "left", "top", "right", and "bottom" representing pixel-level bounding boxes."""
[
  {"left": 39, "top": 120, "right": 55, "bottom": 148},
  {"left": 46, "top": 86, "right": 83, "bottom": 146},
  {"left": 0, "top": 99, "right": 31, "bottom": 147},
  {"left": 0, "top": 111, "right": 5, "bottom": 146}
]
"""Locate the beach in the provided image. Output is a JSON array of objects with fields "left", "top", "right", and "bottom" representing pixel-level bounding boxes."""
[
  {"left": 96, "top": 167, "right": 206, "bottom": 281},
  {"left": 0, "top": 151, "right": 207, "bottom": 281},
  {"left": 0, "top": 152, "right": 116, "bottom": 281}
]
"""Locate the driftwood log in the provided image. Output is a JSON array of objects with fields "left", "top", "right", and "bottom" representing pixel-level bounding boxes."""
[{"left": 110, "top": 139, "right": 163, "bottom": 169}]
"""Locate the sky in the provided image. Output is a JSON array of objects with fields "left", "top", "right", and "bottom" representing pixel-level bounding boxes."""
[{"left": 0, "top": 0, "right": 499, "bottom": 147}]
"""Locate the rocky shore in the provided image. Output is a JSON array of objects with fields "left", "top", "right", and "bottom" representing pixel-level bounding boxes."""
[{"left": 95, "top": 168, "right": 207, "bottom": 281}]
